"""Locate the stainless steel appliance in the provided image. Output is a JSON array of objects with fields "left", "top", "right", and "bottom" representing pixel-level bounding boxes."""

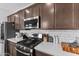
[
  {"left": 4, "top": 22, "right": 16, "bottom": 39},
  {"left": 16, "top": 37, "right": 42, "bottom": 56},
  {"left": 3, "top": 22, "right": 16, "bottom": 55},
  {"left": 1, "top": 23, "right": 4, "bottom": 39},
  {"left": 24, "top": 16, "right": 40, "bottom": 29}
]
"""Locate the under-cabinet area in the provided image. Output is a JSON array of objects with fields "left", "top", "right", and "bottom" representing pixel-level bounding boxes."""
[{"left": 1, "top": 3, "right": 79, "bottom": 56}]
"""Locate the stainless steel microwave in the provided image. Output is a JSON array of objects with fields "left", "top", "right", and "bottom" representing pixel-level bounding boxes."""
[{"left": 24, "top": 16, "right": 40, "bottom": 29}]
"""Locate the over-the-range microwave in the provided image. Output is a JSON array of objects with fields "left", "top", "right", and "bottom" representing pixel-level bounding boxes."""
[{"left": 24, "top": 16, "right": 40, "bottom": 29}]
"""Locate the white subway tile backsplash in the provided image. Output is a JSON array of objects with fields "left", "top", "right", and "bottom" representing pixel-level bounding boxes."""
[{"left": 20, "top": 30, "right": 79, "bottom": 44}]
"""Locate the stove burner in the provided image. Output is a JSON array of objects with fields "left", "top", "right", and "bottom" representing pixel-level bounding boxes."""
[
  {"left": 25, "top": 40, "right": 32, "bottom": 44},
  {"left": 16, "top": 37, "right": 42, "bottom": 56},
  {"left": 17, "top": 37, "right": 42, "bottom": 49}
]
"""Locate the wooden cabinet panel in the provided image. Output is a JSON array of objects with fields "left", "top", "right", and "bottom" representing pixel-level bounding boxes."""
[
  {"left": 32, "top": 4, "right": 40, "bottom": 17},
  {"left": 55, "top": 3, "right": 74, "bottom": 29},
  {"left": 14, "top": 13, "right": 20, "bottom": 30},
  {"left": 18, "top": 10, "right": 24, "bottom": 29},
  {"left": 24, "top": 4, "right": 40, "bottom": 19},
  {"left": 35, "top": 50, "right": 52, "bottom": 56},
  {"left": 7, "top": 15, "right": 15, "bottom": 22},
  {"left": 8, "top": 41, "right": 16, "bottom": 56},
  {"left": 24, "top": 6, "right": 33, "bottom": 19},
  {"left": 7, "top": 16, "right": 11, "bottom": 22},
  {"left": 7, "top": 11, "right": 24, "bottom": 30},
  {"left": 40, "top": 3, "right": 55, "bottom": 29},
  {"left": 9, "top": 44, "right": 13, "bottom": 55},
  {"left": 12, "top": 43, "right": 16, "bottom": 56},
  {"left": 74, "top": 3, "right": 79, "bottom": 29},
  {"left": 10, "top": 15, "right": 15, "bottom": 22},
  {"left": 7, "top": 3, "right": 79, "bottom": 30}
]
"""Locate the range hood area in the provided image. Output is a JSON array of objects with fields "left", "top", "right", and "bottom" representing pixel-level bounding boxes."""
[{"left": 24, "top": 16, "right": 40, "bottom": 29}]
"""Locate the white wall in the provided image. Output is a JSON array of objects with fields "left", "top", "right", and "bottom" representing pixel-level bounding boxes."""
[
  {"left": 0, "top": 3, "right": 34, "bottom": 23},
  {"left": 20, "top": 29, "right": 79, "bottom": 44},
  {"left": 0, "top": 24, "right": 1, "bottom": 39}
]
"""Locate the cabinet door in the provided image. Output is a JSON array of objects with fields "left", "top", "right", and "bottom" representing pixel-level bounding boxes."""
[
  {"left": 7, "top": 15, "right": 15, "bottom": 22},
  {"left": 40, "top": 3, "right": 55, "bottom": 29},
  {"left": 12, "top": 43, "right": 16, "bottom": 56},
  {"left": 32, "top": 4, "right": 40, "bottom": 17},
  {"left": 19, "top": 10, "right": 24, "bottom": 29},
  {"left": 8, "top": 41, "right": 13, "bottom": 56},
  {"left": 55, "top": 3, "right": 74, "bottom": 29},
  {"left": 10, "top": 15, "right": 15, "bottom": 22},
  {"left": 74, "top": 3, "right": 79, "bottom": 29},
  {"left": 24, "top": 6, "right": 33, "bottom": 19},
  {"left": 9, "top": 44, "right": 13, "bottom": 56},
  {"left": 7, "top": 16, "right": 11, "bottom": 22},
  {"left": 14, "top": 13, "right": 20, "bottom": 30},
  {"left": 8, "top": 41, "right": 16, "bottom": 56}
]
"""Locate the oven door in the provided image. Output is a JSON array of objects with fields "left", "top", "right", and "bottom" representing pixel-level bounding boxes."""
[{"left": 16, "top": 48, "right": 31, "bottom": 56}]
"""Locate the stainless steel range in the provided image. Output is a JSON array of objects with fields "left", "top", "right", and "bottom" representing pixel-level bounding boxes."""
[{"left": 16, "top": 37, "right": 42, "bottom": 56}]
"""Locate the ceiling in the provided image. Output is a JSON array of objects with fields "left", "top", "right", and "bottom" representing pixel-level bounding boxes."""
[{"left": 0, "top": 3, "right": 33, "bottom": 23}]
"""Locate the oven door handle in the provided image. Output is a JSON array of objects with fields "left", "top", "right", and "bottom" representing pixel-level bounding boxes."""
[{"left": 16, "top": 48, "right": 31, "bottom": 56}]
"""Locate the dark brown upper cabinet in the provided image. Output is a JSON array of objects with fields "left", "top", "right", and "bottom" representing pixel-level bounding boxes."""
[
  {"left": 7, "top": 15, "right": 15, "bottom": 22},
  {"left": 7, "top": 16, "right": 11, "bottom": 22},
  {"left": 10, "top": 15, "right": 15, "bottom": 22},
  {"left": 8, "top": 3, "right": 79, "bottom": 30},
  {"left": 55, "top": 3, "right": 74, "bottom": 29},
  {"left": 18, "top": 10, "right": 24, "bottom": 29},
  {"left": 24, "top": 6, "right": 33, "bottom": 19},
  {"left": 24, "top": 4, "right": 40, "bottom": 19},
  {"left": 32, "top": 4, "right": 40, "bottom": 17},
  {"left": 7, "top": 11, "right": 24, "bottom": 30},
  {"left": 40, "top": 3, "right": 55, "bottom": 29},
  {"left": 74, "top": 3, "right": 79, "bottom": 29},
  {"left": 7, "top": 5, "right": 34, "bottom": 30},
  {"left": 14, "top": 13, "right": 20, "bottom": 30}
]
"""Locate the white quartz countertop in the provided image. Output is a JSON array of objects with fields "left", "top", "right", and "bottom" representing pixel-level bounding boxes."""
[
  {"left": 7, "top": 37, "right": 23, "bottom": 43},
  {"left": 35, "top": 42, "right": 79, "bottom": 56}
]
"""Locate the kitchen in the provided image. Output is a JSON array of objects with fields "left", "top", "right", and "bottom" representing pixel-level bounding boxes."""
[{"left": 1, "top": 3, "right": 79, "bottom": 56}]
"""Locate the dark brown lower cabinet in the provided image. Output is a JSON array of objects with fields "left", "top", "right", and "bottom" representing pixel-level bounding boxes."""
[
  {"left": 7, "top": 41, "right": 16, "bottom": 56},
  {"left": 35, "top": 50, "right": 52, "bottom": 56}
]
